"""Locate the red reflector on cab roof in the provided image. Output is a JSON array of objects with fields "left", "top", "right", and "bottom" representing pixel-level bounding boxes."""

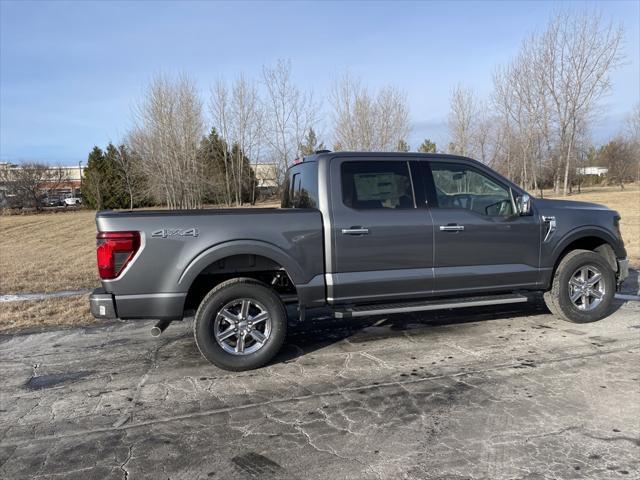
[{"left": 96, "top": 231, "right": 140, "bottom": 280}]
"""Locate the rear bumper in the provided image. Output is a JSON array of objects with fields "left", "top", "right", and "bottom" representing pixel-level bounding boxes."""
[
  {"left": 89, "top": 288, "right": 186, "bottom": 320},
  {"left": 617, "top": 258, "right": 630, "bottom": 285},
  {"left": 90, "top": 288, "right": 118, "bottom": 319}
]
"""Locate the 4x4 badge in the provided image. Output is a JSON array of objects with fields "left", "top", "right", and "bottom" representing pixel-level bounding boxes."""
[{"left": 151, "top": 228, "right": 199, "bottom": 239}]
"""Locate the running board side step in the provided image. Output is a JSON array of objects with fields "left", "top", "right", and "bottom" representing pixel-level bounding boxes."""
[{"left": 333, "top": 293, "right": 528, "bottom": 319}]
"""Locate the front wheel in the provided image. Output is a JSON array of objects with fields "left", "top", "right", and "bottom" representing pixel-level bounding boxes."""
[
  {"left": 543, "top": 249, "right": 616, "bottom": 323},
  {"left": 193, "top": 278, "right": 287, "bottom": 371}
]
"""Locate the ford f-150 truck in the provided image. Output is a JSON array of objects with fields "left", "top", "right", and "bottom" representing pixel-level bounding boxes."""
[{"left": 90, "top": 151, "right": 629, "bottom": 370}]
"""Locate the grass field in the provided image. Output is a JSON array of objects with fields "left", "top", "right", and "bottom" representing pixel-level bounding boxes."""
[
  {"left": 0, "top": 210, "right": 98, "bottom": 294},
  {"left": 0, "top": 186, "right": 638, "bottom": 331},
  {"left": 0, "top": 294, "right": 89, "bottom": 332},
  {"left": 544, "top": 184, "right": 639, "bottom": 264}
]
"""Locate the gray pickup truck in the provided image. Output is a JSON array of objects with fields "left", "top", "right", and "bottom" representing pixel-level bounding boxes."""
[{"left": 90, "top": 151, "right": 629, "bottom": 370}]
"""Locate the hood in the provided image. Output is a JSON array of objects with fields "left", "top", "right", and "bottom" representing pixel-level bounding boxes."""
[{"left": 533, "top": 198, "right": 612, "bottom": 212}]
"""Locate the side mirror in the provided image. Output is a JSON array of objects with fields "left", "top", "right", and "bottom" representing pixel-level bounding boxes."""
[{"left": 516, "top": 194, "right": 531, "bottom": 216}]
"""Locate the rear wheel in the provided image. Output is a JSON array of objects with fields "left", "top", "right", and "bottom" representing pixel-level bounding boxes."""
[
  {"left": 543, "top": 249, "right": 616, "bottom": 323},
  {"left": 193, "top": 278, "right": 287, "bottom": 371}
]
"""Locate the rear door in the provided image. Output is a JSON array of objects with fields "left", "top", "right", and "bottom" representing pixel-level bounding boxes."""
[
  {"left": 328, "top": 157, "right": 435, "bottom": 304},
  {"left": 422, "top": 160, "right": 541, "bottom": 294}
]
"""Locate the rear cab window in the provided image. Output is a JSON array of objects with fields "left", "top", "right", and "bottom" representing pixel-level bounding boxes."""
[{"left": 281, "top": 161, "right": 319, "bottom": 209}]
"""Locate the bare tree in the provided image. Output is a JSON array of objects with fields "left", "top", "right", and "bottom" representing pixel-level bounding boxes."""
[
  {"left": 210, "top": 75, "right": 263, "bottom": 206},
  {"left": 262, "top": 60, "right": 317, "bottom": 186},
  {"left": 626, "top": 104, "right": 640, "bottom": 143},
  {"left": 457, "top": 10, "right": 623, "bottom": 195},
  {"left": 0, "top": 163, "right": 68, "bottom": 210},
  {"left": 536, "top": 11, "right": 623, "bottom": 195},
  {"left": 209, "top": 80, "right": 234, "bottom": 205},
  {"left": 114, "top": 142, "right": 146, "bottom": 210},
  {"left": 625, "top": 104, "right": 640, "bottom": 183},
  {"left": 231, "top": 75, "right": 262, "bottom": 205},
  {"left": 599, "top": 138, "right": 635, "bottom": 189},
  {"left": 448, "top": 85, "right": 479, "bottom": 157},
  {"left": 330, "top": 73, "right": 410, "bottom": 152},
  {"left": 129, "top": 73, "right": 205, "bottom": 209}
]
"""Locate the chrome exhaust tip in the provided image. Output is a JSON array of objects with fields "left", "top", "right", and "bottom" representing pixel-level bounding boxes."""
[{"left": 151, "top": 319, "right": 172, "bottom": 337}]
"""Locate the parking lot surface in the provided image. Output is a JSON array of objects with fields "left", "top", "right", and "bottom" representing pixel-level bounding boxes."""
[{"left": 1, "top": 296, "right": 639, "bottom": 479}]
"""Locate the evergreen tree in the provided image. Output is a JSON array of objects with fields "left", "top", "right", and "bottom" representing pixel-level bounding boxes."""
[
  {"left": 299, "top": 128, "right": 325, "bottom": 156},
  {"left": 82, "top": 146, "right": 106, "bottom": 209},
  {"left": 198, "top": 128, "right": 257, "bottom": 205},
  {"left": 417, "top": 139, "right": 437, "bottom": 153},
  {"left": 396, "top": 139, "right": 410, "bottom": 152},
  {"left": 83, "top": 143, "right": 138, "bottom": 209},
  {"left": 102, "top": 143, "right": 128, "bottom": 209},
  {"left": 198, "top": 128, "right": 231, "bottom": 204}
]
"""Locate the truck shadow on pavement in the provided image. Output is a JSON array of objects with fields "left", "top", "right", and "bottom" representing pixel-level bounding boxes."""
[
  {"left": 275, "top": 295, "right": 552, "bottom": 365},
  {"left": 274, "top": 267, "right": 639, "bottom": 367}
]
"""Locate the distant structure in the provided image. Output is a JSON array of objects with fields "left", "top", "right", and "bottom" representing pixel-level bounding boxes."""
[
  {"left": 577, "top": 166, "right": 608, "bottom": 177},
  {"left": 253, "top": 163, "right": 278, "bottom": 196},
  {"left": 0, "top": 162, "right": 84, "bottom": 207}
]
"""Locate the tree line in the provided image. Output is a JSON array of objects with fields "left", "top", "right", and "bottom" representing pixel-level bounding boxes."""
[
  {"left": 447, "top": 11, "right": 638, "bottom": 195},
  {"left": 82, "top": 10, "right": 638, "bottom": 210},
  {"left": 82, "top": 60, "right": 417, "bottom": 210}
]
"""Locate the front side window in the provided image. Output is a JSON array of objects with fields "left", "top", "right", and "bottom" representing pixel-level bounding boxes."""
[
  {"left": 430, "top": 163, "right": 514, "bottom": 216},
  {"left": 342, "top": 161, "right": 414, "bottom": 210}
]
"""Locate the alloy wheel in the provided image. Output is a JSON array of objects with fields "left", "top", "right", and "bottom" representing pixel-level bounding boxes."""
[{"left": 213, "top": 299, "right": 272, "bottom": 355}]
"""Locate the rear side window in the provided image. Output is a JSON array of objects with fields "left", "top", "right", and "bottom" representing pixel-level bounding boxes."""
[
  {"left": 281, "top": 161, "right": 319, "bottom": 209},
  {"left": 341, "top": 161, "right": 415, "bottom": 210}
]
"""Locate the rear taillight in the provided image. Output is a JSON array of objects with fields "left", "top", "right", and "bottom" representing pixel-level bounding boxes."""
[{"left": 96, "top": 231, "right": 140, "bottom": 280}]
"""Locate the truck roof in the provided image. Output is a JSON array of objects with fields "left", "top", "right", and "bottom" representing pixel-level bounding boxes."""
[{"left": 299, "top": 150, "right": 482, "bottom": 166}]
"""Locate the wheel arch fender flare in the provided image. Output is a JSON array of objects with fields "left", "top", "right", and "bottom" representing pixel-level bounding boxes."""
[
  {"left": 549, "top": 226, "right": 624, "bottom": 267},
  {"left": 178, "top": 240, "right": 306, "bottom": 289}
]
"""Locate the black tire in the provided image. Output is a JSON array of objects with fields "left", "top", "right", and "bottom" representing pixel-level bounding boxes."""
[
  {"left": 193, "top": 277, "right": 287, "bottom": 371},
  {"left": 543, "top": 249, "right": 616, "bottom": 323}
]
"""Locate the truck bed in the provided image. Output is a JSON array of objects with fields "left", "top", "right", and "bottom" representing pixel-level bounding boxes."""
[{"left": 95, "top": 207, "right": 324, "bottom": 318}]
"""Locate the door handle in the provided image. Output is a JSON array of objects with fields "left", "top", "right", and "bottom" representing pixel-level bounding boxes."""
[
  {"left": 439, "top": 225, "right": 465, "bottom": 232},
  {"left": 341, "top": 227, "right": 369, "bottom": 235}
]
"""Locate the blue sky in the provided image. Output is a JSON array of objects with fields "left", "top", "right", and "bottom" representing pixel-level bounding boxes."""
[{"left": 1, "top": 0, "right": 638, "bottom": 164}]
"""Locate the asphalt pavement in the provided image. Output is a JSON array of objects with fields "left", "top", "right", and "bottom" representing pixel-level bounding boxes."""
[{"left": 1, "top": 292, "right": 639, "bottom": 479}]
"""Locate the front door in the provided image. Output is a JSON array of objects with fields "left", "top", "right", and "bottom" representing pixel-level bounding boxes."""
[
  {"left": 423, "top": 160, "right": 541, "bottom": 294},
  {"left": 328, "top": 157, "right": 434, "bottom": 304}
]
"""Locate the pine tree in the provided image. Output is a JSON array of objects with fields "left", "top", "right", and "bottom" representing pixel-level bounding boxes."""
[
  {"left": 417, "top": 139, "right": 437, "bottom": 153},
  {"left": 396, "top": 139, "right": 410, "bottom": 152},
  {"left": 299, "top": 128, "right": 325, "bottom": 156},
  {"left": 82, "top": 146, "right": 106, "bottom": 209},
  {"left": 83, "top": 143, "right": 139, "bottom": 209},
  {"left": 102, "top": 143, "right": 128, "bottom": 209},
  {"left": 198, "top": 128, "right": 257, "bottom": 205},
  {"left": 198, "top": 128, "right": 231, "bottom": 204}
]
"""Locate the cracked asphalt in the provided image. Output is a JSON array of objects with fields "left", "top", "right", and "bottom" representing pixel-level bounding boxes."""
[{"left": 1, "top": 293, "right": 639, "bottom": 479}]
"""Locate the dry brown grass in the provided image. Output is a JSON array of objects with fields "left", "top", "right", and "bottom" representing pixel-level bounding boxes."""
[
  {"left": 0, "top": 295, "right": 94, "bottom": 332},
  {"left": 543, "top": 184, "right": 640, "bottom": 265},
  {"left": 0, "top": 210, "right": 99, "bottom": 294}
]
